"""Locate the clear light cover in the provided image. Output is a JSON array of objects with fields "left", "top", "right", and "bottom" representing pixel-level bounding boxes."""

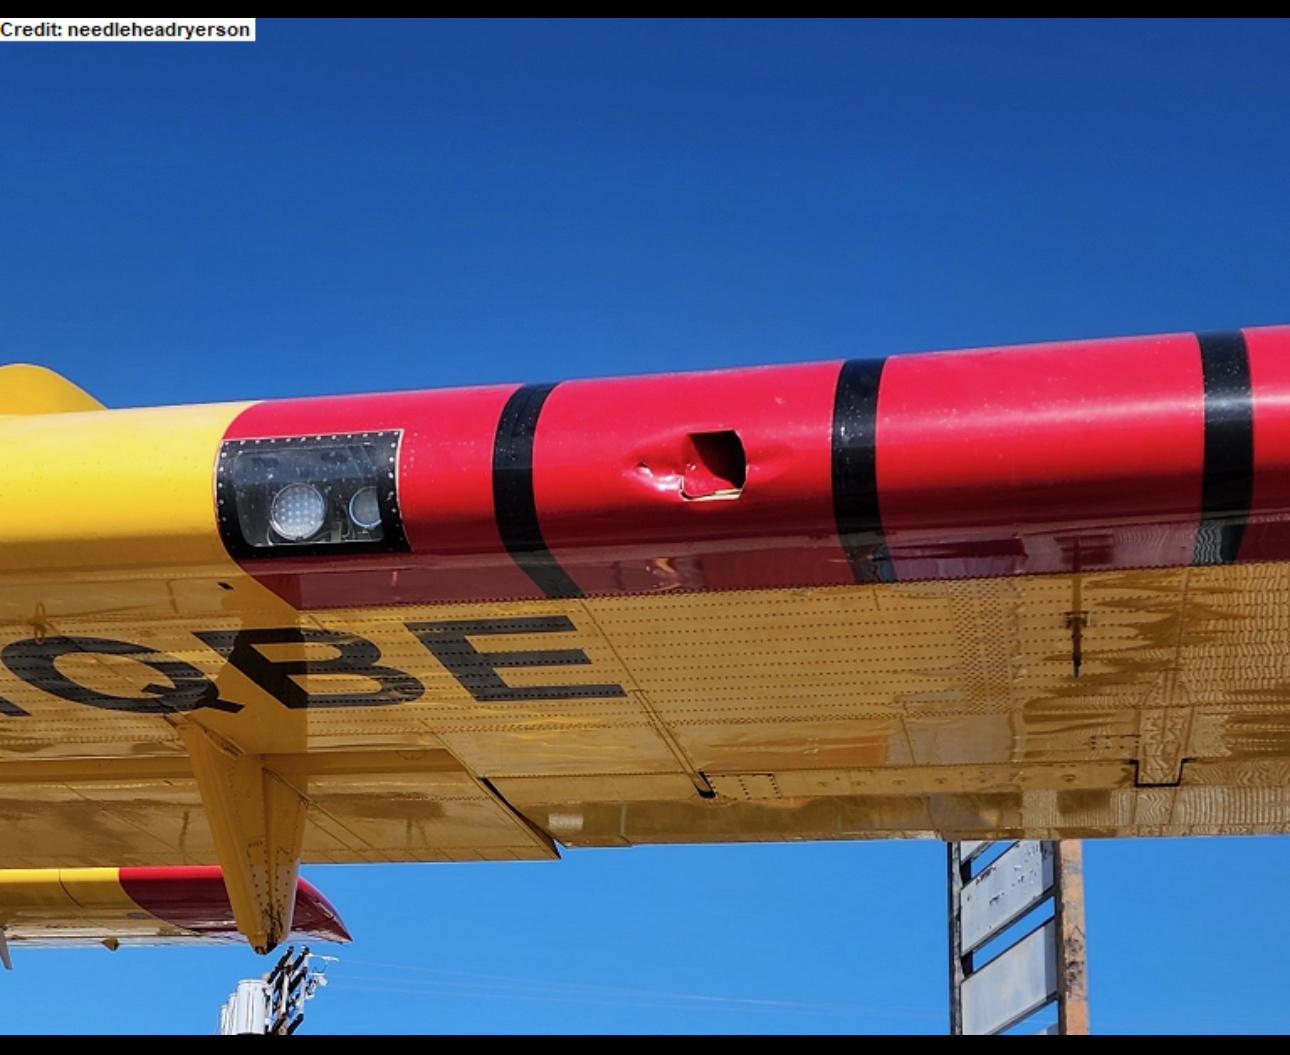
[
  {"left": 216, "top": 432, "right": 405, "bottom": 557},
  {"left": 270, "top": 483, "right": 328, "bottom": 541},
  {"left": 348, "top": 486, "right": 381, "bottom": 531}
]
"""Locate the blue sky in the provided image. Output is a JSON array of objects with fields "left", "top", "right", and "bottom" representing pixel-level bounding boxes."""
[{"left": 2, "top": 18, "right": 1289, "bottom": 1034}]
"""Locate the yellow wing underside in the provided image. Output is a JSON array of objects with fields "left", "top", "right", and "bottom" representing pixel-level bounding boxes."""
[{"left": 1, "top": 561, "right": 1287, "bottom": 875}]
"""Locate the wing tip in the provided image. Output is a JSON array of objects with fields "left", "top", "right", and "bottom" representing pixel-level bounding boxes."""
[{"left": 295, "top": 876, "right": 353, "bottom": 943}]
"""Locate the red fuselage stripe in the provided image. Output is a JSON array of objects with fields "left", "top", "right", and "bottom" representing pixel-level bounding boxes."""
[
  {"left": 219, "top": 326, "right": 1287, "bottom": 606},
  {"left": 119, "top": 866, "right": 351, "bottom": 942}
]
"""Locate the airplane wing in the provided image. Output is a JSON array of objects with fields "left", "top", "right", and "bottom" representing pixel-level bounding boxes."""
[
  {"left": 0, "top": 866, "right": 348, "bottom": 959},
  {"left": 0, "top": 326, "right": 1286, "bottom": 951}
]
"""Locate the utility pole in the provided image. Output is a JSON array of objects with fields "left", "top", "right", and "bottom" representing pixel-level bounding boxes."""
[
  {"left": 218, "top": 979, "right": 272, "bottom": 1035},
  {"left": 948, "top": 840, "right": 1088, "bottom": 1035},
  {"left": 217, "top": 945, "right": 333, "bottom": 1035}
]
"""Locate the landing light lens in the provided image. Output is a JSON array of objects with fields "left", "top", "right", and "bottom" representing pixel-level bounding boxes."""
[
  {"left": 217, "top": 431, "right": 406, "bottom": 558},
  {"left": 270, "top": 483, "right": 327, "bottom": 541},
  {"left": 348, "top": 486, "right": 381, "bottom": 531}
]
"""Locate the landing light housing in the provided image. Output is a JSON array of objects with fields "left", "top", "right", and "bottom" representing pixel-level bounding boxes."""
[{"left": 216, "top": 432, "right": 409, "bottom": 559}]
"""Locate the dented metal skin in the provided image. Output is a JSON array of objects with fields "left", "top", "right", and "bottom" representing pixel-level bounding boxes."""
[{"left": 0, "top": 326, "right": 1287, "bottom": 952}]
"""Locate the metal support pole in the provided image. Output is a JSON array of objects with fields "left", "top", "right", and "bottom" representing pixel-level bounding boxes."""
[
  {"left": 948, "top": 842, "right": 966, "bottom": 1035},
  {"left": 1054, "top": 840, "right": 1089, "bottom": 1035}
]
